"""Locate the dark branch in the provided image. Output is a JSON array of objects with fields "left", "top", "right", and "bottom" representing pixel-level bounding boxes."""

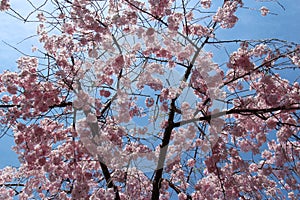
[{"left": 174, "top": 105, "right": 300, "bottom": 127}]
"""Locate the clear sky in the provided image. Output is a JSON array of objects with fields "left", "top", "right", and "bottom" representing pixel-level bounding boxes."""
[{"left": 0, "top": 0, "right": 299, "bottom": 172}]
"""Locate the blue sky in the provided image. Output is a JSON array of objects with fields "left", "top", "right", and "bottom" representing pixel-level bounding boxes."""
[
  {"left": 221, "top": 1, "right": 300, "bottom": 42},
  {"left": 0, "top": 0, "right": 299, "bottom": 192}
]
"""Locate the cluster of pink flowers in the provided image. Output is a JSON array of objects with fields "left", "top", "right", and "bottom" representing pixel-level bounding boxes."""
[
  {"left": 112, "top": 11, "right": 137, "bottom": 27},
  {"left": 167, "top": 13, "right": 183, "bottom": 32},
  {"left": 0, "top": 71, "right": 19, "bottom": 95},
  {"left": 227, "top": 43, "right": 269, "bottom": 75},
  {"left": 252, "top": 74, "right": 300, "bottom": 111},
  {"left": 136, "top": 64, "right": 164, "bottom": 91},
  {"left": 184, "top": 24, "right": 212, "bottom": 37},
  {"left": 0, "top": 56, "right": 64, "bottom": 125},
  {"left": 200, "top": 0, "right": 212, "bottom": 9},
  {"left": 0, "top": 0, "right": 9, "bottom": 11},
  {"left": 213, "top": 0, "right": 242, "bottom": 28},
  {"left": 228, "top": 47, "right": 255, "bottom": 71},
  {"left": 148, "top": 0, "right": 172, "bottom": 17}
]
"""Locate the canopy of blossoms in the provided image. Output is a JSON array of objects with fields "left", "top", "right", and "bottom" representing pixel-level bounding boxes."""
[{"left": 0, "top": 0, "right": 299, "bottom": 199}]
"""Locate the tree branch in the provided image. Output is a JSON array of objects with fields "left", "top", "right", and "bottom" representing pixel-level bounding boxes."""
[{"left": 174, "top": 105, "right": 300, "bottom": 127}]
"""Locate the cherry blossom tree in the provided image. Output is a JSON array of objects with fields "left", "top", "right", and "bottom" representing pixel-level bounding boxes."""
[{"left": 0, "top": 0, "right": 299, "bottom": 199}]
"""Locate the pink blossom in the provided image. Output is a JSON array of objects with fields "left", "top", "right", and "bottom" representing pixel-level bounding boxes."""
[
  {"left": 136, "top": 71, "right": 163, "bottom": 91},
  {"left": 184, "top": 24, "right": 210, "bottom": 37},
  {"left": 262, "top": 149, "right": 272, "bottom": 160},
  {"left": 252, "top": 44, "right": 268, "bottom": 57},
  {"left": 160, "top": 101, "right": 169, "bottom": 112},
  {"left": 178, "top": 192, "right": 187, "bottom": 200},
  {"left": 260, "top": 6, "right": 269, "bottom": 16},
  {"left": 0, "top": 0, "right": 9, "bottom": 11},
  {"left": 187, "top": 159, "right": 196, "bottom": 167},
  {"left": 0, "top": 187, "right": 14, "bottom": 199},
  {"left": 266, "top": 118, "right": 277, "bottom": 129},
  {"left": 146, "top": 27, "right": 155, "bottom": 36},
  {"left": 249, "top": 163, "right": 258, "bottom": 172},
  {"left": 147, "top": 63, "right": 164, "bottom": 75},
  {"left": 200, "top": 0, "right": 211, "bottom": 9},
  {"left": 213, "top": 1, "right": 240, "bottom": 28},
  {"left": 167, "top": 13, "right": 183, "bottom": 32},
  {"left": 145, "top": 97, "right": 155, "bottom": 107},
  {"left": 1, "top": 95, "right": 10, "bottom": 103},
  {"left": 113, "top": 55, "right": 125, "bottom": 69},
  {"left": 37, "top": 12, "right": 46, "bottom": 22},
  {"left": 99, "top": 89, "right": 111, "bottom": 97},
  {"left": 149, "top": 0, "right": 171, "bottom": 17}
]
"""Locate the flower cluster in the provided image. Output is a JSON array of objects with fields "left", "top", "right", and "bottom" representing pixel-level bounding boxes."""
[
  {"left": 148, "top": 0, "right": 172, "bottom": 17},
  {"left": 136, "top": 63, "right": 164, "bottom": 91},
  {"left": 213, "top": 0, "right": 242, "bottom": 28},
  {"left": 167, "top": 13, "right": 184, "bottom": 32},
  {"left": 200, "top": 0, "right": 212, "bottom": 9},
  {"left": 184, "top": 24, "right": 212, "bottom": 37},
  {"left": 0, "top": 0, "right": 9, "bottom": 11}
]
